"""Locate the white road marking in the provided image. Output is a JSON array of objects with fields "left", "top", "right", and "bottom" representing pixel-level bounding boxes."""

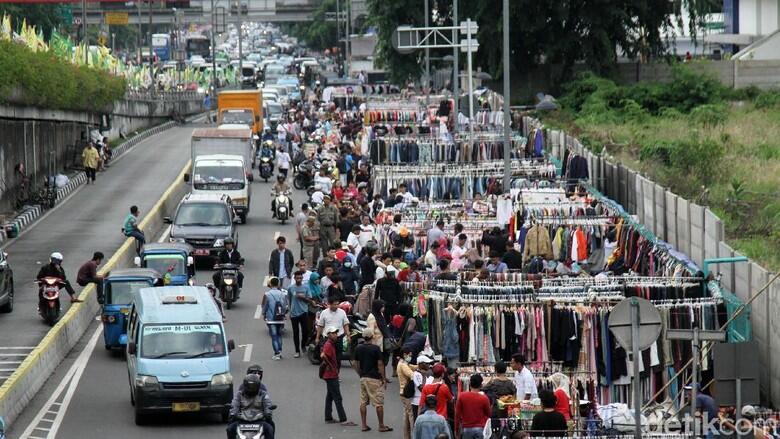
[
  {"left": 19, "top": 326, "right": 103, "bottom": 439},
  {"left": 254, "top": 305, "right": 263, "bottom": 319},
  {"left": 157, "top": 225, "right": 172, "bottom": 243},
  {"left": 242, "top": 344, "right": 253, "bottom": 362},
  {"left": 0, "top": 346, "right": 36, "bottom": 349}
]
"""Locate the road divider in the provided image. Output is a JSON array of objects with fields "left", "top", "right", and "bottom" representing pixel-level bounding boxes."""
[{"left": 0, "top": 159, "right": 191, "bottom": 426}]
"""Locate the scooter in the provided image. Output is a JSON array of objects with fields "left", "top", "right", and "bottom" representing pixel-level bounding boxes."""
[
  {"left": 36, "top": 277, "right": 64, "bottom": 326},
  {"left": 214, "top": 263, "right": 242, "bottom": 309},
  {"left": 258, "top": 157, "right": 273, "bottom": 182},
  {"left": 235, "top": 405, "right": 277, "bottom": 439},
  {"left": 272, "top": 190, "right": 292, "bottom": 224},
  {"left": 306, "top": 306, "right": 366, "bottom": 365}
]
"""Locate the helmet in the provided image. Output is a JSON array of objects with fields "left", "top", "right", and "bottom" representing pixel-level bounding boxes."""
[
  {"left": 314, "top": 184, "right": 322, "bottom": 191},
  {"left": 277, "top": 174, "right": 285, "bottom": 181},
  {"left": 242, "top": 374, "right": 261, "bottom": 397},
  {"left": 264, "top": 140, "right": 274, "bottom": 147},
  {"left": 338, "top": 301, "right": 352, "bottom": 315},
  {"left": 246, "top": 364, "right": 264, "bottom": 380},
  {"left": 224, "top": 237, "right": 235, "bottom": 246},
  {"left": 50, "top": 252, "right": 63, "bottom": 263}
]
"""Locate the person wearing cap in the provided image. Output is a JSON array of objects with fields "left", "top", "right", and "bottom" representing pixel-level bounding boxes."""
[
  {"left": 685, "top": 383, "right": 718, "bottom": 425},
  {"left": 414, "top": 395, "right": 452, "bottom": 439},
  {"left": 419, "top": 364, "right": 454, "bottom": 419},
  {"left": 412, "top": 356, "right": 434, "bottom": 420},
  {"left": 317, "top": 195, "right": 341, "bottom": 256},
  {"left": 720, "top": 405, "right": 768, "bottom": 439},
  {"left": 321, "top": 325, "right": 356, "bottom": 426},
  {"left": 354, "top": 327, "right": 393, "bottom": 432},
  {"left": 302, "top": 215, "right": 321, "bottom": 266}
]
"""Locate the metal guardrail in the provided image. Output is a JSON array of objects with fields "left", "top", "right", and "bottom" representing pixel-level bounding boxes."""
[{"left": 124, "top": 90, "right": 204, "bottom": 102}]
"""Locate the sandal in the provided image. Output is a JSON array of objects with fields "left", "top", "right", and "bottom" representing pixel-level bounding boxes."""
[
  {"left": 379, "top": 426, "right": 394, "bottom": 433},
  {"left": 361, "top": 426, "right": 372, "bottom": 432},
  {"left": 340, "top": 421, "right": 358, "bottom": 427}
]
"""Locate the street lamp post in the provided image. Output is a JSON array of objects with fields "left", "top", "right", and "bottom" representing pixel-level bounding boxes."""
[
  {"left": 82, "top": 0, "right": 88, "bottom": 65},
  {"left": 211, "top": 0, "right": 217, "bottom": 95},
  {"left": 452, "top": 0, "right": 458, "bottom": 132},
  {"left": 148, "top": 0, "right": 154, "bottom": 94},
  {"left": 236, "top": 1, "right": 243, "bottom": 76},
  {"left": 502, "top": 0, "right": 511, "bottom": 191}
]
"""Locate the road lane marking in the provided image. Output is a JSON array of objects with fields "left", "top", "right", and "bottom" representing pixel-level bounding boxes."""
[
  {"left": 157, "top": 225, "right": 172, "bottom": 243},
  {"left": 19, "top": 326, "right": 102, "bottom": 439},
  {"left": 0, "top": 346, "right": 36, "bottom": 349},
  {"left": 254, "top": 305, "right": 263, "bottom": 319},
  {"left": 241, "top": 344, "right": 253, "bottom": 362}
]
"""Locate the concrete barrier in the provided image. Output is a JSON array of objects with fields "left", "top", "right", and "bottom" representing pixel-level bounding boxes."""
[{"left": 0, "top": 159, "right": 191, "bottom": 425}]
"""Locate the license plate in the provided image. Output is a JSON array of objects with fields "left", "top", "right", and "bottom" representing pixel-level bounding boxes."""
[
  {"left": 194, "top": 249, "right": 210, "bottom": 256},
  {"left": 120, "top": 307, "right": 129, "bottom": 314},
  {"left": 172, "top": 402, "right": 200, "bottom": 412}
]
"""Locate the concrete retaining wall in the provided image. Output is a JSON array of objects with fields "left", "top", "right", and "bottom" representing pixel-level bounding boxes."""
[{"left": 0, "top": 159, "right": 191, "bottom": 425}]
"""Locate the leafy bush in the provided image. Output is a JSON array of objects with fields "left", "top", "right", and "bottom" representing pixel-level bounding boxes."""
[
  {"left": 0, "top": 40, "right": 126, "bottom": 112},
  {"left": 755, "top": 142, "right": 780, "bottom": 161},
  {"left": 689, "top": 104, "right": 727, "bottom": 127},
  {"left": 754, "top": 91, "right": 780, "bottom": 109},
  {"left": 638, "top": 135, "right": 724, "bottom": 186}
]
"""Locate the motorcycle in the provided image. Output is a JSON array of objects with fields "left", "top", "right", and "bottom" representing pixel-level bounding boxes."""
[
  {"left": 272, "top": 190, "right": 292, "bottom": 224},
  {"left": 258, "top": 157, "right": 273, "bottom": 182},
  {"left": 235, "top": 405, "right": 277, "bottom": 439},
  {"left": 214, "top": 263, "right": 242, "bottom": 309},
  {"left": 306, "top": 307, "right": 366, "bottom": 365},
  {"left": 292, "top": 159, "right": 319, "bottom": 190},
  {"left": 36, "top": 277, "right": 65, "bottom": 325}
]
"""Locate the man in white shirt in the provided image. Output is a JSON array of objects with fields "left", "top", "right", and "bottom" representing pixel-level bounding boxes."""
[
  {"left": 275, "top": 146, "right": 292, "bottom": 179},
  {"left": 315, "top": 296, "right": 351, "bottom": 356},
  {"left": 510, "top": 354, "right": 538, "bottom": 401},
  {"left": 346, "top": 224, "right": 362, "bottom": 256},
  {"left": 311, "top": 185, "right": 325, "bottom": 205},
  {"left": 358, "top": 216, "right": 375, "bottom": 248},
  {"left": 314, "top": 169, "right": 333, "bottom": 195},
  {"left": 412, "top": 355, "right": 434, "bottom": 418}
]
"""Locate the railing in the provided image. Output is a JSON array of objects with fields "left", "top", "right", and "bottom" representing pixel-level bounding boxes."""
[{"left": 124, "top": 90, "right": 204, "bottom": 102}]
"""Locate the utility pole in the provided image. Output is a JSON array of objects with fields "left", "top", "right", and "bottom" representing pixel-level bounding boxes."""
[
  {"left": 336, "top": 0, "right": 341, "bottom": 76},
  {"left": 465, "top": 19, "right": 475, "bottom": 153},
  {"left": 237, "top": 1, "right": 243, "bottom": 75},
  {"left": 148, "top": 0, "right": 154, "bottom": 94},
  {"left": 452, "top": 0, "right": 458, "bottom": 132},
  {"left": 210, "top": 0, "right": 217, "bottom": 95},
  {"left": 81, "top": 0, "right": 88, "bottom": 65},
  {"left": 502, "top": 0, "right": 511, "bottom": 191},
  {"left": 424, "top": 0, "right": 429, "bottom": 98},
  {"left": 136, "top": 2, "right": 142, "bottom": 65},
  {"left": 345, "top": 0, "right": 351, "bottom": 78}
]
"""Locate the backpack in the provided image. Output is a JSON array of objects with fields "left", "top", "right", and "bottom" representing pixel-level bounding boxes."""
[{"left": 272, "top": 292, "right": 288, "bottom": 321}]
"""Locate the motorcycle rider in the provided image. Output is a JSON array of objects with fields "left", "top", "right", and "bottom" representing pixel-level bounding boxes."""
[
  {"left": 261, "top": 126, "right": 275, "bottom": 143},
  {"left": 36, "top": 252, "right": 79, "bottom": 310},
  {"left": 211, "top": 238, "right": 244, "bottom": 298},
  {"left": 259, "top": 140, "right": 276, "bottom": 176},
  {"left": 226, "top": 374, "right": 274, "bottom": 439},
  {"left": 271, "top": 175, "right": 292, "bottom": 218}
]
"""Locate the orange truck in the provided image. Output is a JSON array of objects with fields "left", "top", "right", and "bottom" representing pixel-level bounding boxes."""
[{"left": 216, "top": 89, "right": 264, "bottom": 136}]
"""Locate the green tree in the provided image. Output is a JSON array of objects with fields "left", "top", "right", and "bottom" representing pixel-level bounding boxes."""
[
  {"left": 290, "top": 0, "right": 339, "bottom": 51},
  {"left": 370, "top": 0, "right": 718, "bottom": 85},
  {"left": 0, "top": 4, "right": 66, "bottom": 39}
]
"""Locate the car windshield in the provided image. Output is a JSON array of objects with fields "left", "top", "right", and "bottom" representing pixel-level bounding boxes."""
[
  {"left": 106, "top": 281, "right": 150, "bottom": 305},
  {"left": 141, "top": 324, "right": 225, "bottom": 359},
  {"left": 266, "top": 103, "right": 282, "bottom": 117},
  {"left": 144, "top": 255, "right": 186, "bottom": 277},
  {"left": 193, "top": 165, "right": 245, "bottom": 184},
  {"left": 175, "top": 203, "right": 230, "bottom": 227},
  {"left": 221, "top": 110, "right": 253, "bottom": 125}
]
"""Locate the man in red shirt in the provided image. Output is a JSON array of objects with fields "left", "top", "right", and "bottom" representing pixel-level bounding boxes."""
[
  {"left": 321, "top": 326, "right": 357, "bottom": 426},
  {"left": 418, "top": 364, "right": 453, "bottom": 419},
  {"left": 454, "top": 374, "right": 491, "bottom": 439}
]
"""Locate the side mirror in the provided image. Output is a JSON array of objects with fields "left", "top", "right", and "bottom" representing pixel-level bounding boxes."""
[
  {"left": 133, "top": 256, "right": 141, "bottom": 267},
  {"left": 183, "top": 173, "right": 190, "bottom": 183},
  {"left": 163, "top": 217, "right": 172, "bottom": 224},
  {"left": 187, "top": 256, "right": 194, "bottom": 266},
  {"left": 227, "top": 339, "right": 236, "bottom": 352},
  {"left": 128, "top": 342, "right": 137, "bottom": 355}
]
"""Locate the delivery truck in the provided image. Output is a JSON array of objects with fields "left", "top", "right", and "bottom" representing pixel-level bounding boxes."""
[
  {"left": 216, "top": 90, "right": 263, "bottom": 136},
  {"left": 188, "top": 128, "right": 254, "bottom": 180}
]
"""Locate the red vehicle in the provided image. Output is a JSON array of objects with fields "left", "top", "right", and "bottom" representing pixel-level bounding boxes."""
[{"left": 36, "top": 277, "right": 65, "bottom": 325}]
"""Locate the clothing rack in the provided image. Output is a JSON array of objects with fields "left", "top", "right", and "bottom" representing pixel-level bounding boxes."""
[{"left": 532, "top": 216, "right": 616, "bottom": 226}]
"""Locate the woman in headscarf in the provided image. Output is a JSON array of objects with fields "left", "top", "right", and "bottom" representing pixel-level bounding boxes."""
[
  {"left": 306, "top": 272, "right": 323, "bottom": 344},
  {"left": 549, "top": 372, "right": 572, "bottom": 422}
]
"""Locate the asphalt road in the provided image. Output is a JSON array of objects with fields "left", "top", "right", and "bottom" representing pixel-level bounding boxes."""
[
  {"left": 9, "top": 158, "right": 406, "bottom": 438},
  {"left": 0, "top": 125, "right": 195, "bottom": 386}
]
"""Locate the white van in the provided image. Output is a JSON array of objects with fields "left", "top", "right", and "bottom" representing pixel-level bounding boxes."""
[{"left": 191, "top": 154, "right": 251, "bottom": 223}]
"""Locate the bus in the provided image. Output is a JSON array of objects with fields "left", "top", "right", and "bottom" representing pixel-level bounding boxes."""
[
  {"left": 152, "top": 33, "right": 171, "bottom": 62},
  {"left": 186, "top": 35, "right": 211, "bottom": 61}
]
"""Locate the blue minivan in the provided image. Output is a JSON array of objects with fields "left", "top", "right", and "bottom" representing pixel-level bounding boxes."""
[
  {"left": 101, "top": 268, "right": 161, "bottom": 351},
  {"left": 126, "top": 286, "right": 235, "bottom": 425}
]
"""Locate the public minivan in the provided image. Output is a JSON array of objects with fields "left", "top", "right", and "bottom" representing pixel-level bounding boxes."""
[{"left": 126, "top": 286, "right": 235, "bottom": 425}]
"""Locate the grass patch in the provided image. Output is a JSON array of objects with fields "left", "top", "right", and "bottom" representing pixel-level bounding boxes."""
[{"left": 541, "top": 66, "right": 780, "bottom": 271}]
